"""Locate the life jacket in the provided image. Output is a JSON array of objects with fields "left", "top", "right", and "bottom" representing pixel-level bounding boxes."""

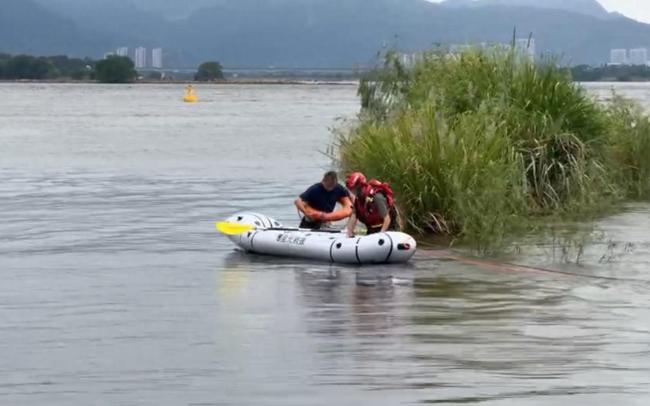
[{"left": 354, "top": 179, "right": 395, "bottom": 227}]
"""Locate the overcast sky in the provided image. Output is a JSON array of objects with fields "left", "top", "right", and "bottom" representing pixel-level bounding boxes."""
[
  {"left": 598, "top": 0, "right": 650, "bottom": 23},
  {"left": 429, "top": 1, "right": 650, "bottom": 23}
]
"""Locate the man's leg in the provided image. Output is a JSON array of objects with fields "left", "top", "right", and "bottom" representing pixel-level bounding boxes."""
[{"left": 299, "top": 217, "right": 322, "bottom": 230}]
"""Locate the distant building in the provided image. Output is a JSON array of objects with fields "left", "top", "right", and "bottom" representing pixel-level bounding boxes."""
[
  {"left": 115, "top": 47, "right": 128, "bottom": 57},
  {"left": 515, "top": 38, "right": 536, "bottom": 61},
  {"left": 151, "top": 48, "right": 163, "bottom": 68},
  {"left": 399, "top": 52, "right": 423, "bottom": 67},
  {"left": 134, "top": 47, "right": 147, "bottom": 68},
  {"left": 629, "top": 48, "right": 648, "bottom": 65},
  {"left": 103, "top": 52, "right": 115, "bottom": 59},
  {"left": 610, "top": 49, "right": 628, "bottom": 65}
]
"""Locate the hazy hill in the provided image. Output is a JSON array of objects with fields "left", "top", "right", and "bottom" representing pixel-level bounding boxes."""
[
  {"left": 6, "top": 0, "right": 650, "bottom": 67},
  {"left": 168, "top": 0, "right": 650, "bottom": 66},
  {"left": 33, "top": 0, "right": 170, "bottom": 46},
  {"left": 34, "top": 0, "right": 224, "bottom": 20},
  {"left": 0, "top": 0, "right": 105, "bottom": 56},
  {"left": 441, "top": 0, "right": 612, "bottom": 19}
]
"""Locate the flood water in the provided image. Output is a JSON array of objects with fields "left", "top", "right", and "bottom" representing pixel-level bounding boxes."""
[{"left": 1, "top": 82, "right": 649, "bottom": 405}]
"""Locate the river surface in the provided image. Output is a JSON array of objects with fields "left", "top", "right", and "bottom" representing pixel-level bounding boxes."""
[{"left": 1, "top": 83, "right": 649, "bottom": 405}]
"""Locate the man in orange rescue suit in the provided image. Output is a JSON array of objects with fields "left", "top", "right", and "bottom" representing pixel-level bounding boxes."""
[
  {"left": 294, "top": 171, "right": 353, "bottom": 230},
  {"left": 345, "top": 172, "right": 398, "bottom": 237}
]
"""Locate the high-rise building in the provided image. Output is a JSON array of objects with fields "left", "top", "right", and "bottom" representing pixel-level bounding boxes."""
[
  {"left": 134, "top": 47, "right": 147, "bottom": 69},
  {"left": 116, "top": 47, "right": 128, "bottom": 57},
  {"left": 629, "top": 48, "right": 648, "bottom": 65},
  {"left": 610, "top": 49, "right": 628, "bottom": 65},
  {"left": 151, "top": 48, "right": 163, "bottom": 68},
  {"left": 399, "top": 52, "right": 422, "bottom": 67}
]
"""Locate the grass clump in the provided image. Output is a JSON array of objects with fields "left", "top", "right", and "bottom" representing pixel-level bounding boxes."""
[
  {"left": 605, "top": 95, "right": 650, "bottom": 199},
  {"left": 337, "top": 47, "right": 650, "bottom": 249}
]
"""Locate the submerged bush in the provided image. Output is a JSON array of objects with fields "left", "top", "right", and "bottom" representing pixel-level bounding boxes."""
[{"left": 337, "top": 47, "right": 650, "bottom": 248}]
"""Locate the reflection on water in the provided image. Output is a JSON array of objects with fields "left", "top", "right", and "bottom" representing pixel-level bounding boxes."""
[{"left": 1, "top": 83, "right": 649, "bottom": 405}]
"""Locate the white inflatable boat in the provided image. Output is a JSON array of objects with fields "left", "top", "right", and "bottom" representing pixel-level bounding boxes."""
[{"left": 222, "top": 212, "right": 417, "bottom": 265}]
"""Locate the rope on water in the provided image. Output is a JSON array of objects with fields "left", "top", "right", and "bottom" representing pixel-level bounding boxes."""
[{"left": 416, "top": 241, "right": 650, "bottom": 284}]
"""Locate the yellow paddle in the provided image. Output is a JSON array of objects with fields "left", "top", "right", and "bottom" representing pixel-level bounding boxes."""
[
  {"left": 216, "top": 221, "right": 345, "bottom": 236},
  {"left": 215, "top": 222, "right": 256, "bottom": 235}
]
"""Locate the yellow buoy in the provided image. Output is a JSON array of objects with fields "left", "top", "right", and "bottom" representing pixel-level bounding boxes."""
[{"left": 183, "top": 85, "right": 198, "bottom": 103}]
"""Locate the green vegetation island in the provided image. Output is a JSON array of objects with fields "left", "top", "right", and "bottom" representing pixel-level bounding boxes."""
[{"left": 337, "top": 48, "right": 650, "bottom": 250}]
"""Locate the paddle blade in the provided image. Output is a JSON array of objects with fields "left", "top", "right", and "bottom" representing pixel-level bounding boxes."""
[{"left": 216, "top": 222, "right": 256, "bottom": 235}]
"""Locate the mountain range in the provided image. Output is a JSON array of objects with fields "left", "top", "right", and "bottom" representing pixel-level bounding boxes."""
[{"left": 2, "top": 0, "right": 650, "bottom": 68}]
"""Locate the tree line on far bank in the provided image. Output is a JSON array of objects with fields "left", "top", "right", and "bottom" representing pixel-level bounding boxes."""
[
  {"left": 0, "top": 53, "right": 224, "bottom": 83},
  {"left": 0, "top": 54, "right": 93, "bottom": 80},
  {"left": 4, "top": 52, "right": 650, "bottom": 84}
]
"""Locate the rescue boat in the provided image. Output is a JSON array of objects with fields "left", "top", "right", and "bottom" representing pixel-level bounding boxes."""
[{"left": 221, "top": 212, "right": 417, "bottom": 265}]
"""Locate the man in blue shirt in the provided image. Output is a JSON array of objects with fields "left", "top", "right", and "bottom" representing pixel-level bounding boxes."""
[{"left": 295, "top": 171, "right": 353, "bottom": 229}]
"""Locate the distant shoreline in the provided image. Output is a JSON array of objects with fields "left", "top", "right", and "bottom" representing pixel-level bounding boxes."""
[
  {"left": 3, "top": 78, "right": 650, "bottom": 86},
  {"left": 0, "top": 78, "right": 360, "bottom": 86}
]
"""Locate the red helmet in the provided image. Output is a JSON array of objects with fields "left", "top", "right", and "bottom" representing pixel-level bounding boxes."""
[{"left": 346, "top": 172, "right": 367, "bottom": 189}]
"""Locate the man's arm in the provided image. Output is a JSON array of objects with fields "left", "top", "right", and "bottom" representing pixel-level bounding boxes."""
[
  {"left": 334, "top": 196, "right": 353, "bottom": 218},
  {"left": 374, "top": 194, "right": 392, "bottom": 232},
  {"left": 294, "top": 198, "right": 308, "bottom": 214},
  {"left": 295, "top": 198, "right": 325, "bottom": 221},
  {"left": 346, "top": 212, "right": 358, "bottom": 237},
  {"left": 339, "top": 196, "right": 352, "bottom": 209},
  {"left": 295, "top": 185, "right": 314, "bottom": 214},
  {"left": 320, "top": 195, "right": 353, "bottom": 222},
  {"left": 380, "top": 213, "right": 392, "bottom": 232}
]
